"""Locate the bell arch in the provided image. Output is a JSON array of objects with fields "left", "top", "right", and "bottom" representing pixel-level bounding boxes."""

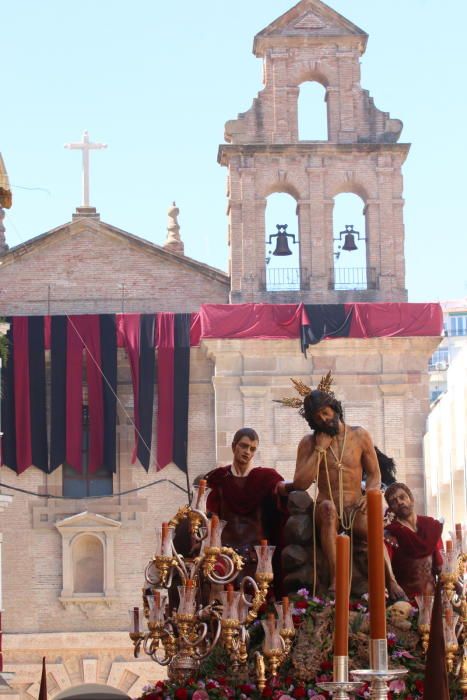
[
  {"left": 332, "top": 192, "right": 370, "bottom": 290},
  {"left": 264, "top": 192, "right": 301, "bottom": 291},
  {"left": 298, "top": 81, "right": 328, "bottom": 141}
]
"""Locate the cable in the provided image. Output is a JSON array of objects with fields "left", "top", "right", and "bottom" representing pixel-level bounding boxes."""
[{"left": 0, "top": 477, "right": 189, "bottom": 500}]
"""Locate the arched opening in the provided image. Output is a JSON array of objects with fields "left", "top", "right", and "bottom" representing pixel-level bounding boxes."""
[
  {"left": 54, "top": 683, "right": 130, "bottom": 700},
  {"left": 264, "top": 193, "right": 300, "bottom": 291},
  {"left": 72, "top": 534, "right": 104, "bottom": 594},
  {"left": 332, "top": 193, "right": 370, "bottom": 290},
  {"left": 298, "top": 81, "right": 327, "bottom": 141}
]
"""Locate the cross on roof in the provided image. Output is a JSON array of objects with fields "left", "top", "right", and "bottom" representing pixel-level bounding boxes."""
[{"left": 64, "top": 131, "right": 107, "bottom": 207}]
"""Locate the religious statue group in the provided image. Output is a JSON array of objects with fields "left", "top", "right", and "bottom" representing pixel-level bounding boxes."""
[{"left": 204, "top": 373, "right": 443, "bottom": 602}]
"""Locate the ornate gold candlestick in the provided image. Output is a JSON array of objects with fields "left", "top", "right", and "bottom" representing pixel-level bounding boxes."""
[
  {"left": 129, "top": 504, "right": 290, "bottom": 685},
  {"left": 318, "top": 657, "right": 365, "bottom": 700}
]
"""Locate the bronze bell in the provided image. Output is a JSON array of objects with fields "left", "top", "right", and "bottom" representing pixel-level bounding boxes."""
[
  {"left": 342, "top": 231, "right": 358, "bottom": 251},
  {"left": 270, "top": 224, "right": 294, "bottom": 256}
]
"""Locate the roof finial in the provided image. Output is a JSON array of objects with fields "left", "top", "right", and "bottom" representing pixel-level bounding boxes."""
[
  {"left": 0, "top": 154, "right": 12, "bottom": 254},
  {"left": 163, "top": 201, "right": 184, "bottom": 255}
]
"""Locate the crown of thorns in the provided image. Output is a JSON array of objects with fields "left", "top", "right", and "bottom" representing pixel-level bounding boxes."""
[{"left": 274, "top": 371, "right": 335, "bottom": 409}]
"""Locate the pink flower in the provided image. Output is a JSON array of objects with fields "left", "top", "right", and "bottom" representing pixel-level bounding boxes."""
[
  {"left": 192, "top": 691, "right": 209, "bottom": 700},
  {"left": 388, "top": 679, "right": 406, "bottom": 695}
]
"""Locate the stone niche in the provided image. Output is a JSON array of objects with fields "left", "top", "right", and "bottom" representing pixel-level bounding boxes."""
[{"left": 55, "top": 511, "right": 121, "bottom": 611}]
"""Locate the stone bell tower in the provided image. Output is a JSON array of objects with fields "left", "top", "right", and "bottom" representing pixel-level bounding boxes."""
[{"left": 218, "top": 0, "right": 409, "bottom": 304}]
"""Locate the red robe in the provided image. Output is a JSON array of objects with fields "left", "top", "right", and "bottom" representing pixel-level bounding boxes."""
[
  {"left": 385, "top": 515, "right": 443, "bottom": 596},
  {"left": 205, "top": 465, "right": 285, "bottom": 594}
]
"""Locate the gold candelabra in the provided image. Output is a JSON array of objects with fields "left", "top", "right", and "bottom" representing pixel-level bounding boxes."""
[
  {"left": 128, "top": 481, "right": 294, "bottom": 685},
  {"left": 420, "top": 530, "right": 467, "bottom": 690}
]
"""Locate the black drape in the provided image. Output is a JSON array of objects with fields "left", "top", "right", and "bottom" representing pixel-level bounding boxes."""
[
  {"left": 1, "top": 320, "right": 16, "bottom": 471},
  {"left": 50, "top": 316, "right": 67, "bottom": 471},
  {"left": 172, "top": 313, "right": 191, "bottom": 474},
  {"left": 28, "top": 316, "right": 48, "bottom": 472},
  {"left": 301, "top": 304, "right": 353, "bottom": 353},
  {"left": 100, "top": 314, "right": 117, "bottom": 473}
]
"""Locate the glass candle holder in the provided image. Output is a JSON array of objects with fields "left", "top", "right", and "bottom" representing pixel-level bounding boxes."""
[
  {"left": 192, "top": 480, "right": 211, "bottom": 513},
  {"left": 129, "top": 606, "right": 144, "bottom": 634},
  {"left": 442, "top": 547, "right": 458, "bottom": 576},
  {"left": 147, "top": 591, "right": 168, "bottom": 624},
  {"left": 155, "top": 523, "right": 174, "bottom": 557},
  {"left": 255, "top": 544, "right": 275, "bottom": 575},
  {"left": 415, "top": 594, "right": 434, "bottom": 627},
  {"left": 443, "top": 609, "right": 459, "bottom": 646},
  {"left": 275, "top": 597, "right": 294, "bottom": 629},
  {"left": 221, "top": 587, "right": 241, "bottom": 620},
  {"left": 209, "top": 516, "right": 227, "bottom": 548},
  {"left": 177, "top": 582, "right": 197, "bottom": 615},
  {"left": 261, "top": 616, "right": 283, "bottom": 652}
]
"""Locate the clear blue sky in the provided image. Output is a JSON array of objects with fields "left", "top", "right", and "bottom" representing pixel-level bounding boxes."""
[{"left": 2, "top": 0, "right": 466, "bottom": 302}]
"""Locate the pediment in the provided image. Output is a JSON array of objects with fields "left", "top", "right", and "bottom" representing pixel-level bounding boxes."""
[
  {"left": 0, "top": 215, "right": 229, "bottom": 286},
  {"left": 254, "top": 0, "right": 367, "bottom": 55},
  {"left": 55, "top": 511, "right": 121, "bottom": 531}
]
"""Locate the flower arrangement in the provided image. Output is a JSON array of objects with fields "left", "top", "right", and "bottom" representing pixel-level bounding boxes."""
[{"left": 134, "top": 589, "right": 462, "bottom": 700}]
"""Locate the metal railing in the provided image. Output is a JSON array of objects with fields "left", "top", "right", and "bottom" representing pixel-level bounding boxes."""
[
  {"left": 329, "top": 267, "right": 377, "bottom": 291},
  {"left": 260, "top": 267, "right": 308, "bottom": 291}
]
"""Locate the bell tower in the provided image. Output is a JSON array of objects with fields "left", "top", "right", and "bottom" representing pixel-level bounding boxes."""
[{"left": 218, "top": 0, "right": 409, "bottom": 304}]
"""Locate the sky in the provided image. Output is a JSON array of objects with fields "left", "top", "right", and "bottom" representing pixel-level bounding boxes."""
[{"left": 1, "top": 0, "right": 466, "bottom": 303}]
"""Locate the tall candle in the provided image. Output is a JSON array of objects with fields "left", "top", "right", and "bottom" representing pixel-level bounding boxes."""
[
  {"left": 446, "top": 539, "right": 453, "bottom": 553},
  {"left": 133, "top": 606, "right": 140, "bottom": 634},
  {"left": 334, "top": 534, "right": 350, "bottom": 656},
  {"left": 226, "top": 583, "right": 234, "bottom": 603},
  {"left": 196, "top": 479, "right": 207, "bottom": 508},
  {"left": 210, "top": 514, "right": 219, "bottom": 546},
  {"left": 455, "top": 523, "right": 463, "bottom": 543},
  {"left": 282, "top": 596, "right": 289, "bottom": 614},
  {"left": 366, "top": 490, "right": 387, "bottom": 640}
]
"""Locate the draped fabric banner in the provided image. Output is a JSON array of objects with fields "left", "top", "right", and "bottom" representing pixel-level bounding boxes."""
[
  {"left": 1, "top": 317, "right": 48, "bottom": 474},
  {"left": 156, "top": 313, "right": 191, "bottom": 473},
  {"left": 301, "top": 304, "right": 353, "bottom": 353},
  {"left": 120, "top": 314, "right": 156, "bottom": 471},
  {"left": 0, "top": 303, "right": 442, "bottom": 475},
  {"left": 1, "top": 320, "right": 16, "bottom": 472}
]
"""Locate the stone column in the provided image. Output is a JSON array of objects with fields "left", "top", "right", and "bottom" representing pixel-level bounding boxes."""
[
  {"left": 306, "top": 161, "right": 328, "bottom": 298},
  {"left": 365, "top": 198, "right": 381, "bottom": 289}
]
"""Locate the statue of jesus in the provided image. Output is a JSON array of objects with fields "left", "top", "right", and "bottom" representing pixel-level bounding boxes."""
[{"left": 280, "top": 374, "right": 406, "bottom": 599}]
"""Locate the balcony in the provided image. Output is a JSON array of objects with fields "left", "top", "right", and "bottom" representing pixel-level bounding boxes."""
[
  {"left": 329, "top": 267, "right": 377, "bottom": 291},
  {"left": 260, "top": 267, "right": 309, "bottom": 292}
]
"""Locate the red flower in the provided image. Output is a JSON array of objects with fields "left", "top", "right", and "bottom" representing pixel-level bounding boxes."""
[
  {"left": 175, "top": 689, "right": 188, "bottom": 700},
  {"left": 292, "top": 686, "right": 306, "bottom": 698},
  {"left": 295, "top": 601, "right": 308, "bottom": 609},
  {"left": 240, "top": 684, "right": 255, "bottom": 693},
  {"left": 387, "top": 637, "right": 396, "bottom": 648},
  {"left": 262, "top": 686, "right": 273, "bottom": 697},
  {"left": 217, "top": 677, "right": 227, "bottom": 686},
  {"left": 414, "top": 680, "right": 424, "bottom": 694},
  {"left": 320, "top": 660, "right": 332, "bottom": 671},
  {"left": 206, "top": 682, "right": 218, "bottom": 690}
]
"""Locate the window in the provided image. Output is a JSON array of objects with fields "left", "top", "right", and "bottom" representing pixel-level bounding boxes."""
[
  {"left": 428, "top": 347, "right": 449, "bottom": 370},
  {"left": 63, "top": 406, "right": 113, "bottom": 498},
  {"left": 448, "top": 314, "right": 467, "bottom": 337}
]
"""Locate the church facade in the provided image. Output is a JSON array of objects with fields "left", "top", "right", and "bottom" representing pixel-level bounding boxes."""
[{"left": 0, "top": 2, "right": 440, "bottom": 698}]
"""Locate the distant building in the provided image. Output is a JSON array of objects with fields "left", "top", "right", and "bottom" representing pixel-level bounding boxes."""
[{"left": 424, "top": 298, "right": 467, "bottom": 530}]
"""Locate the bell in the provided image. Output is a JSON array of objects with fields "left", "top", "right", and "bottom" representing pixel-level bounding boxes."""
[
  {"left": 272, "top": 232, "right": 293, "bottom": 256},
  {"left": 272, "top": 225, "right": 293, "bottom": 256},
  {"left": 342, "top": 231, "right": 358, "bottom": 252}
]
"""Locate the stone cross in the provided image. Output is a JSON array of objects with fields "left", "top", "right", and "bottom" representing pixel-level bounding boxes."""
[{"left": 65, "top": 131, "right": 107, "bottom": 207}]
